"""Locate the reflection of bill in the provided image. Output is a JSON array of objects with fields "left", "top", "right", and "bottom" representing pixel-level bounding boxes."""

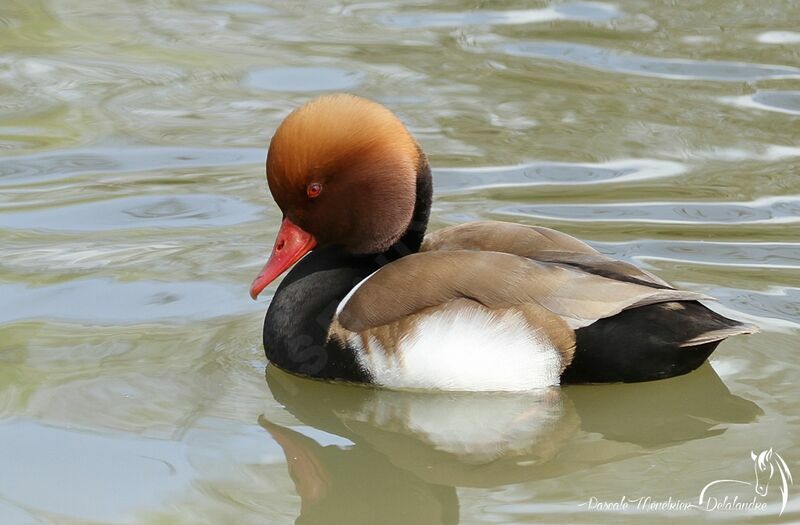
[
  {"left": 260, "top": 416, "right": 460, "bottom": 525},
  {"left": 261, "top": 362, "right": 762, "bottom": 523}
]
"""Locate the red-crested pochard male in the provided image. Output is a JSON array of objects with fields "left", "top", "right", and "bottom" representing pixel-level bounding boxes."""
[{"left": 249, "top": 93, "right": 757, "bottom": 391}]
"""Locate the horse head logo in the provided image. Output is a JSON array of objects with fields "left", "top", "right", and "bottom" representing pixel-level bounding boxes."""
[
  {"left": 752, "top": 449, "right": 774, "bottom": 496},
  {"left": 699, "top": 448, "right": 793, "bottom": 516},
  {"left": 751, "top": 448, "right": 792, "bottom": 506}
]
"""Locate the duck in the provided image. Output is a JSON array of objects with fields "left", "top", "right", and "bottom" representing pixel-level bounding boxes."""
[{"left": 249, "top": 93, "right": 757, "bottom": 391}]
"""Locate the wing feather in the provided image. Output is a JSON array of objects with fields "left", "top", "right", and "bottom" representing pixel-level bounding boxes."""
[
  {"left": 337, "top": 250, "right": 710, "bottom": 333},
  {"left": 422, "top": 221, "right": 670, "bottom": 288}
]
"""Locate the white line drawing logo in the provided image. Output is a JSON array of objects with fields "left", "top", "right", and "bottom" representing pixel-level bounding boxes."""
[{"left": 698, "top": 448, "right": 793, "bottom": 516}]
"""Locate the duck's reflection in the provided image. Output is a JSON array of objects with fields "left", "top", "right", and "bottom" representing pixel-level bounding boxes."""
[
  {"left": 260, "top": 418, "right": 459, "bottom": 524},
  {"left": 261, "top": 363, "right": 761, "bottom": 524}
]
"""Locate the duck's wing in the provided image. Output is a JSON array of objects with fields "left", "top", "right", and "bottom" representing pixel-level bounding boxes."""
[
  {"left": 422, "top": 221, "right": 671, "bottom": 288},
  {"left": 336, "top": 250, "right": 708, "bottom": 333},
  {"left": 350, "top": 222, "right": 757, "bottom": 387},
  {"left": 331, "top": 250, "right": 710, "bottom": 391}
]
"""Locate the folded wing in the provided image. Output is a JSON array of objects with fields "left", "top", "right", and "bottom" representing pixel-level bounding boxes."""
[
  {"left": 336, "top": 250, "right": 709, "bottom": 333},
  {"left": 422, "top": 221, "right": 670, "bottom": 288}
]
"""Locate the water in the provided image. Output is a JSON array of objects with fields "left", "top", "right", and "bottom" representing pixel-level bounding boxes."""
[{"left": 1, "top": 1, "right": 798, "bottom": 523}]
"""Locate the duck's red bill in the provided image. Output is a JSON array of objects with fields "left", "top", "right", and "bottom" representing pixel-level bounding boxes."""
[{"left": 250, "top": 217, "right": 317, "bottom": 299}]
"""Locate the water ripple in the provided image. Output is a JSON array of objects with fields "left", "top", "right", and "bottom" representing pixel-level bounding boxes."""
[
  {"left": 0, "top": 420, "right": 192, "bottom": 522},
  {"left": 756, "top": 31, "right": 800, "bottom": 44},
  {"left": 496, "top": 41, "right": 800, "bottom": 81},
  {"left": 593, "top": 240, "right": 800, "bottom": 270},
  {"left": 0, "top": 278, "right": 257, "bottom": 324},
  {"left": 722, "top": 91, "right": 800, "bottom": 116},
  {"left": 0, "top": 146, "right": 264, "bottom": 185},
  {"left": 497, "top": 195, "right": 800, "bottom": 225},
  {"left": 379, "top": 2, "right": 619, "bottom": 28},
  {"left": 243, "top": 66, "right": 364, "bottom": 93},
  {"left": 435, "top": 158, "right": 685, "bottom": 194},
  {"left": 0, "top": 194, "right": 262, "bottom": 232},
  {"left": 712, "top": 286, "right": 800, "bottom": 330}
]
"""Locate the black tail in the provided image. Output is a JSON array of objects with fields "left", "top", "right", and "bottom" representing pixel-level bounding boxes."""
[{"left": 562, "top": 301, "right": 758, "bottom": 384}]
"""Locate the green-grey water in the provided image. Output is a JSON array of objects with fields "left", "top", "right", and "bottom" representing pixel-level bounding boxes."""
[{"left": 1, "top": 1, "right": 798, "bottom": 523}]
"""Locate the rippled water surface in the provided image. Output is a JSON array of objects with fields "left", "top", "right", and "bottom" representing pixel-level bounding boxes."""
[{"left": 1, "top": 1, "right": 799, "bottom": 523}]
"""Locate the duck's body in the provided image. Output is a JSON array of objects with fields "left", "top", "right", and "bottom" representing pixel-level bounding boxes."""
[{"left": 251, "top": 94, "right": 756, "bottom": 391}]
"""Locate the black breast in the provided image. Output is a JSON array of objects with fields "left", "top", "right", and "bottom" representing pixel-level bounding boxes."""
[{"left": 263, "top": 245, "right": 375, "bottom": 382}]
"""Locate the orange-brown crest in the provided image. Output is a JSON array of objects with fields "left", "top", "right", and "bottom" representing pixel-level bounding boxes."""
[{"left": 265, "top": 94, "right": 423, "bottom": 253}]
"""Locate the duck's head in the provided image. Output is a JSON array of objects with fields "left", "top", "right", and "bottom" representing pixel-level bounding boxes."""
[{"left": 250, "top": 94, "right": 425, "bottom": 299}]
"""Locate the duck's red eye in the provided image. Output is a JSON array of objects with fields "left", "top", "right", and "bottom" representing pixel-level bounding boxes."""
[{"left": 307, "top": 183, "right": 322, "bottom": 199}]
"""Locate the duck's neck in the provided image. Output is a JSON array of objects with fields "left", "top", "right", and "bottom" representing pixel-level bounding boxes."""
[
  {"left": 379, "top": 154, "right": 432, "bottom": 262},
  {"left": 262, "top": 157, "right": 433, "bottom": 381}
]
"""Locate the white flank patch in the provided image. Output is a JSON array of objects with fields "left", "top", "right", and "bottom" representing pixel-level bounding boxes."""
[{"left": 354, "top": 306, "right": 562, "bottom": 392}]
